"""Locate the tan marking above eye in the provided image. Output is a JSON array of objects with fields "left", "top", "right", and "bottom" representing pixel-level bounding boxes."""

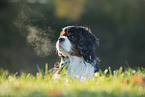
[{"left": 60, "top": 31, "right": 65, "bottom": 36}]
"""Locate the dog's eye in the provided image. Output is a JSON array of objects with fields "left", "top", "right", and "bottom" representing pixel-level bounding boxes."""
[
  {"left": 70, "top": 35, "right": 74, "bottom": 39},
  {"left": 67, "top": 31, "right": 73, "bottom": 36},
  {"left": 69, "top": 35, "right": 76, "bottom": 41}
]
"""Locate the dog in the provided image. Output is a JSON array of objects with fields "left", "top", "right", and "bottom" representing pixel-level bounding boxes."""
[{"left": 56, "top": 26, "right": 100, "bottom": 79}]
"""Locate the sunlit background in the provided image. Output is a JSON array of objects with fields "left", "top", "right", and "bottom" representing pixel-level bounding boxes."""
[{"left": 0, "top": 0, "right": 145, "bottom": 74}]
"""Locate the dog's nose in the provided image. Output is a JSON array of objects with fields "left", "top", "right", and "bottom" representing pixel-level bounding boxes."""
[{"left": 59, "top": 38, "right": 65, "bottom": 42}]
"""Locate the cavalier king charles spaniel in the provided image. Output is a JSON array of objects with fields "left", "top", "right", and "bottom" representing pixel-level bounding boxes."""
[{"left": 56, "top": 26, "right": 100, "bottom": 79}]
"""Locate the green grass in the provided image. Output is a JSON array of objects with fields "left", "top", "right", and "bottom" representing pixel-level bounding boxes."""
[{"left": 0, "top": 65, "right": 145, "bottom": 97}]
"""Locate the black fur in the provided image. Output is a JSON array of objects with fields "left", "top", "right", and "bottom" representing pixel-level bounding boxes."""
[{"left": 63, "top": 26, "right": 99, "bottom": 63}]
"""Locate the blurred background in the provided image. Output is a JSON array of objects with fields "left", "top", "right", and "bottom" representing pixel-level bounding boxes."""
[{"left": 0, "top": 0, "right": 145, "bottom": 74}]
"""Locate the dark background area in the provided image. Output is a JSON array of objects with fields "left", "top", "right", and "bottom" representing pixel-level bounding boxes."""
[{"left": 0, "top": 0, "right": 145, "bottom": 74}]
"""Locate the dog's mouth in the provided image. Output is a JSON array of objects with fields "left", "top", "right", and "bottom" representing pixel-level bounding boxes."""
[
  {"left": 57, "top": 45, "right": 69, "bottom": 57},
  {"left": 59, "top": 51, "right": 67, "bottom": 58}
]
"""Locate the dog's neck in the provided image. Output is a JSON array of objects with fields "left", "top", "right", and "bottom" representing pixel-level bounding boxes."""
[{"left": 65, "top": 56, "right": 95, "bottom": 79}]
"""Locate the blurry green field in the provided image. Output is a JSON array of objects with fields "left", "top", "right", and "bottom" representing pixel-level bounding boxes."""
[{"left": 0, "top": 65, "right": 145, "bottom": 97}]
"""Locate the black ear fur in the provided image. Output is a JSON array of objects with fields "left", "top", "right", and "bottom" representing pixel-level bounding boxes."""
[
  {"left": 76, "top": 27, "right": 99, "bottom": 63},
  {"left": 64, "top": 26, "right": 99, "bottom": 63}
]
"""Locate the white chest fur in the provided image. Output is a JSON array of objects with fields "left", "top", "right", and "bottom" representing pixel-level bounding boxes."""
[{"left": 66, "top": 56, "right": 95, "bottom": 79}]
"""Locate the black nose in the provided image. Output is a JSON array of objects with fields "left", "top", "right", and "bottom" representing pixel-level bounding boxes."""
[{"left": 59, "top": 38, "right": 65, "bottom": 42}]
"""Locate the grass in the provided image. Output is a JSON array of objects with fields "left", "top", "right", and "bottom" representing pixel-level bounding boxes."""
[{"left": 0, "top": 65, "right": 145, "bottom": 97}]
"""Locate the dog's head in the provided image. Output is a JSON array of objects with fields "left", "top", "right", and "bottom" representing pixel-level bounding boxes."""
[{"left": 56, "top": 26, "right": 99, "bottom": 63}]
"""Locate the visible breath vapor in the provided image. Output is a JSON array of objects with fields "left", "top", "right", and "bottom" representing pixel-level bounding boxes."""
[
  {"left": 14, "top": 5, "right": 54, "bottom": 57},
  {"left": 26, "top": 26, "right": 54, "bottom": 57}
]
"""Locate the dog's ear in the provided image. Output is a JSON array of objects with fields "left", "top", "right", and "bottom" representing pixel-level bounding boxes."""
[{"left": 77, "top": 28, "right": 99, "bottom": 63}]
